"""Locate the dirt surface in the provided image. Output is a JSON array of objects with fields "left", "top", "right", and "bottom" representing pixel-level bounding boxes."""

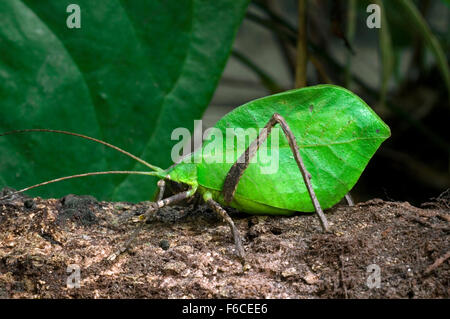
[{"left": 0, "top": 187, "right": 448, "bottom": 299}]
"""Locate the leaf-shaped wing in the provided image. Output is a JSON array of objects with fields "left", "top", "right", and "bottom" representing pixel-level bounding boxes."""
[{"left": 197, "top": 85, "right": 390, "bottom": 212}]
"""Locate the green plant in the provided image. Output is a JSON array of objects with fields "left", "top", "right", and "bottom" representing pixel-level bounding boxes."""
[{"left": 0, "top": 0, "right": 249, "bottom": 201}]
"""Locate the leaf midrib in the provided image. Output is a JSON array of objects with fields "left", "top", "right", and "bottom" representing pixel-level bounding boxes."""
[{"left": 199, "top": 134, "right": 386, "bottom": 194}]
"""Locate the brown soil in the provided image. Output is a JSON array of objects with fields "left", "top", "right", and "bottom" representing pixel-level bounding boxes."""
[{"left": 0, "top": 188, "right": 448, "bottom": 299}]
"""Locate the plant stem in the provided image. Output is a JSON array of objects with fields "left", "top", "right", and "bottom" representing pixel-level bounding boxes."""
[
  {"left": 345, "top": 0, "right": 356, "bottom": 88},
  {"left": 264, "top": 0, "right": 296, "bottom": 82},
  {"left": 295, "top": 0, "right": 308, "bottom": 88},
  {"left": 232, "top": 49, "right": 283, "bottom": 93}
]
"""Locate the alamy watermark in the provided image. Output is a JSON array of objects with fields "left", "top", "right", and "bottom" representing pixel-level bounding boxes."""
[
  {"left": 66, "top": 4, "right": 81, "bottom": 29},
  {"left": 366, "top": 4, "right": 381, "bottom": 29},
  {"left": 366, "top": 264, "right": 381, "bottom": 289},
  {"left": 171, "top": 120, "right": 280, "bottom": 174},
  {"left": 66, "top": 264, "right": 81, "bottom": 289}
]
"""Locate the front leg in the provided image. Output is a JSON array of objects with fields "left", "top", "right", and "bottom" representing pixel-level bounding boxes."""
[
  {"left": 223, "top": 113, "right": 330, "bottom": 232},
  {"left": 156, "top": 179, "right": 166, "bottom": 201},
  {"left": 107, "top": 189, "right": 194, "bottom": 261}
]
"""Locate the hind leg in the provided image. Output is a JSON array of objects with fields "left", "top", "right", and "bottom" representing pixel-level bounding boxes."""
[{"left": 222, "top": 113, "right": 329, "bottom": 231}]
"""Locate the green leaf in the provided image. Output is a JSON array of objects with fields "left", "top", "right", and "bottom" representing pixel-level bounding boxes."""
[
  {"left": 0, "top": 0, "right": 249, "bottom": 201},
  {"left": 196, "top": 85, "right": 390, "bottom": 213},
  {"left": 441, "top": 0, "right": 450, "bottom": 8}
]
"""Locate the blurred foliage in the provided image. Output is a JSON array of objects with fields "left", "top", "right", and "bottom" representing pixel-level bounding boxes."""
[
  {"left": 0, "top": 0, "right": 249, "bottom": 201},
  {"left": 234, "top": 0, "right": 449, "bottom": 203}
]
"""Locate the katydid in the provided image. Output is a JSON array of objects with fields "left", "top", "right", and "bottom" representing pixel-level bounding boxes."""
[{"left": 0, "top": 85, "right": 390, "bottom": 261}]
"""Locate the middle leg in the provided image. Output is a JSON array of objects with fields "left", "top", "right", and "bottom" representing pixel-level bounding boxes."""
[{"left": 206, "top": 197, "right": 245, "bottom": 260}]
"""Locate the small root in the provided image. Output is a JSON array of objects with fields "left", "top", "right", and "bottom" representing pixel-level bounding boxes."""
[{"left": 424, "top": 251, "right": 450, "bottom": 275}]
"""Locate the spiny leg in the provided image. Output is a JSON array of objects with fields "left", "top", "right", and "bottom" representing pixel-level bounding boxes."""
[
  {"left": 156, "top": 179, "right": 166, "bottom": 201},
  {"left": 206, "top": 198, "right": 245, "bottom": 261},
  {"left": 223, "top": 113, "right": 329, "bottom": 232},
  {"left": 107, "top": 223, "right": 145, "bottom": 261},
  {"left": 107, "top": 189, "right": 193, "bottom": 261}
]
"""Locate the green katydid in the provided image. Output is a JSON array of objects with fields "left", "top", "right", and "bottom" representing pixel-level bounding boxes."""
[{"left": 0, "top": 85, "right": 390, "bottom": 261}]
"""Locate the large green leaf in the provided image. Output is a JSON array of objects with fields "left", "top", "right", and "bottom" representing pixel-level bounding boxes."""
[
  {"left": 0, "top": 0, "right": 248, "bottom": 201},
  {"left": 195, "top": 85, "right": 390, "bottom": 213}
]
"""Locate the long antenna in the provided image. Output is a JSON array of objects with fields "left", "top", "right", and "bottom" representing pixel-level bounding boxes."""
[
  {"left": 0, "top": 170, "right": 165, "bottom": 201},
  {"left": 0, "top": 129, "right": 163, "bottom": 172}
]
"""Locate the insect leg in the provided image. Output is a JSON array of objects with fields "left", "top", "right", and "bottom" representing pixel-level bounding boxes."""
[
  {"left": 107, "top": 189, "right": 194, "bottom": 261},
  {"left": 223, "top": 113, "right": 329, "bottom": 232},
  {"left": 107, "top": 223, "right": 145, "bottom": 262},
  {"left": 345, "top": 193, "right": 354, "bottom": 206},
  {"left": 206, "top": 198, "right": 245, "bottom": 261},
  {"left": 156, "top": 179, "right": 166, "bottom": 201}
]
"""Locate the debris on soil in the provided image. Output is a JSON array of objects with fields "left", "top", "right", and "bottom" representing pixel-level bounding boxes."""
[{"left": 0, "top": 189, "right": 448, "bottom": 298}]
